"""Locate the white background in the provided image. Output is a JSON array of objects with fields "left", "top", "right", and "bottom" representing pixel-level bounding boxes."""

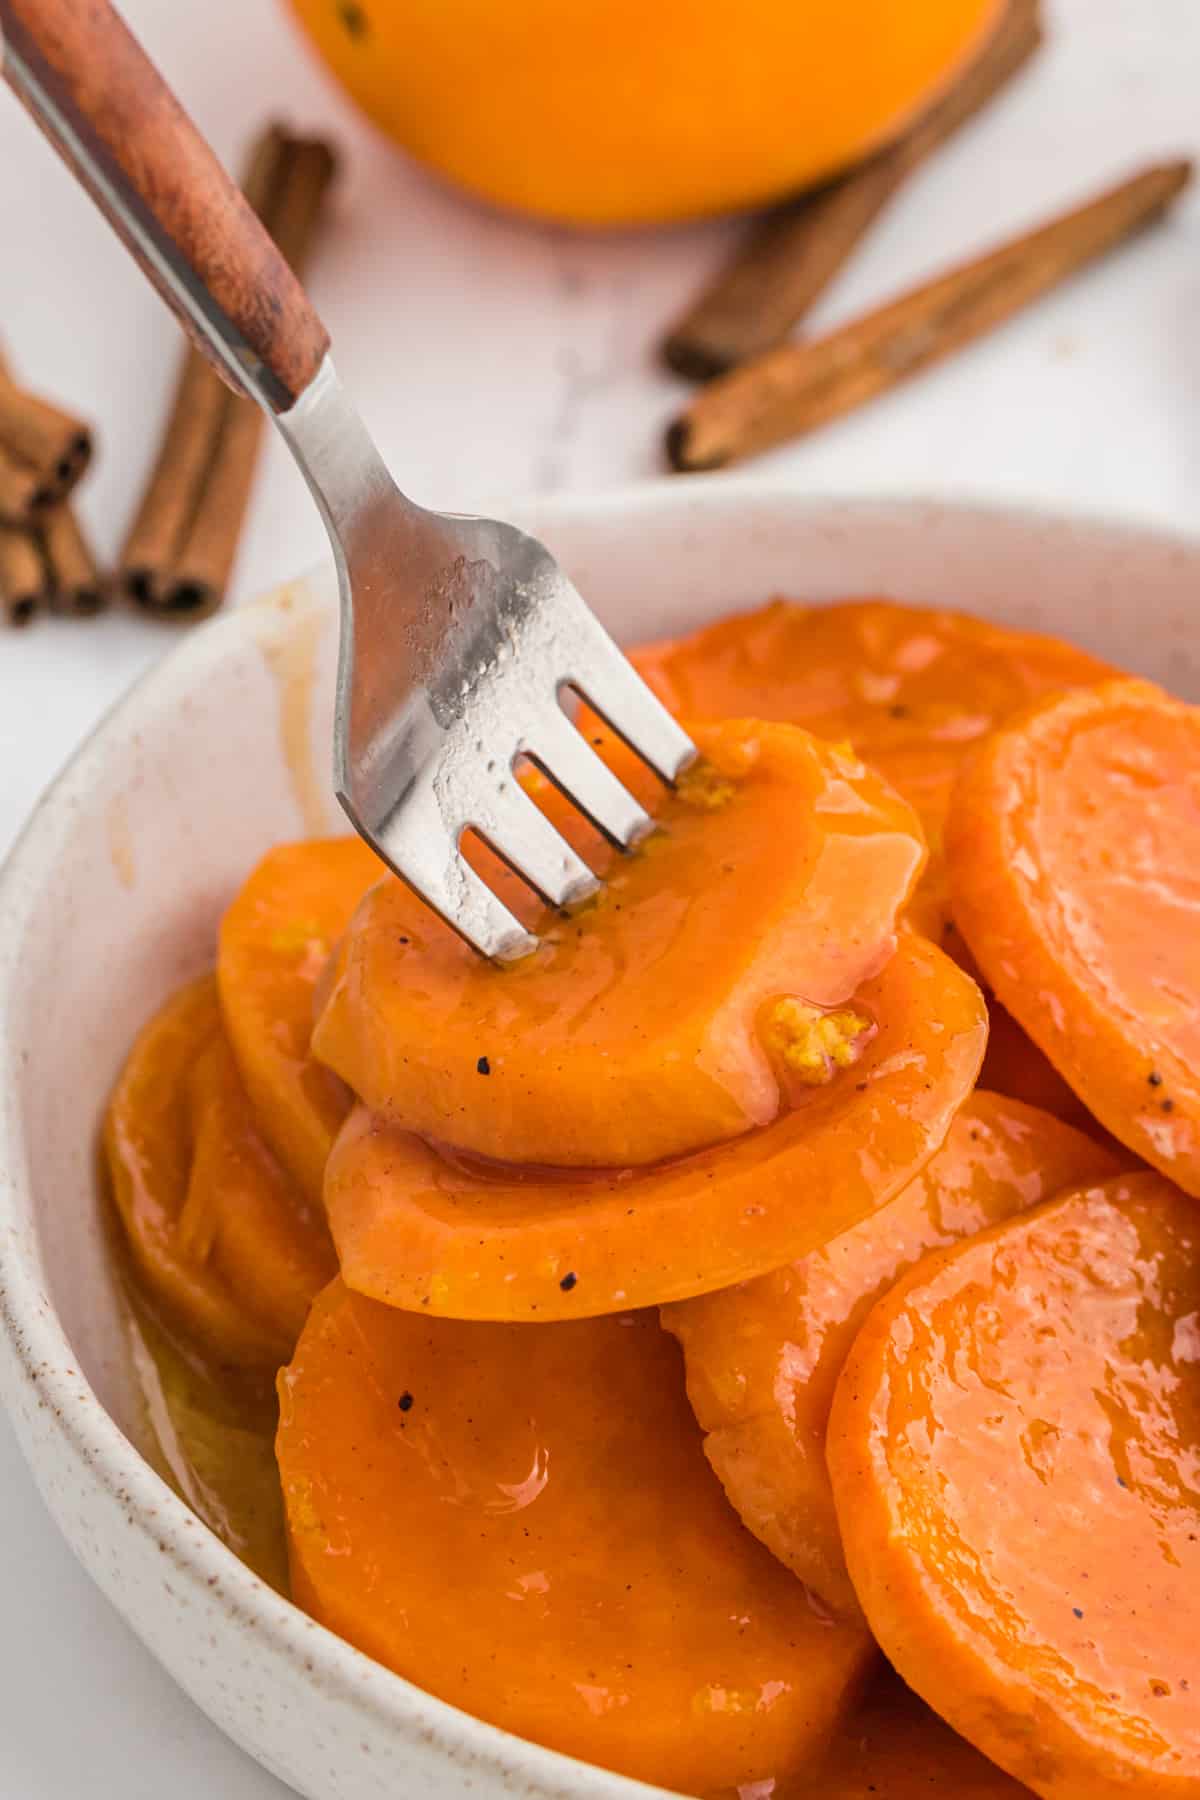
[{"left": 0, "top": 0, "right": 1197, "bottom": 1790}]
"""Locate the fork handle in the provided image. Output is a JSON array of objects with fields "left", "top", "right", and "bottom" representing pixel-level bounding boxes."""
[{"left": 0, "top": 0, "right": 329, "bottom": 412}]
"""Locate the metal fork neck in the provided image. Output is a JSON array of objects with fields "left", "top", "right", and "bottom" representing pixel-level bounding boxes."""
[{"left": 276, "top": 356, "right": 408, "bottom": 543}]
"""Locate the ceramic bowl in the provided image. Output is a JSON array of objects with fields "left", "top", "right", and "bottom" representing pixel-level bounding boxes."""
[{"left": 1, "top": 486, "right": 1198, "bottom": 1800}]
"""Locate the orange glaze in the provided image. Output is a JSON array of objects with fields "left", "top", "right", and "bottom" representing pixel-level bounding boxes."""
[
  {"left": 218, "top": 837, "right": 384, "bottom": 1204},
  {"left": 828, "top": 1172, "right": 1200, "bottom": 1799},
  {"left": 633, "top": 599, "right": 1113, "bottom": 942},
  {"left": 322, "top": 934, "right": 986, "bottom": 1321},
  {"left": 663, "top": 1092, "right": 1120, "bottom": 1617},
  {"left": 313, "top": 718, "right": 926, "bottom": 1170},
  {"left": 792, "top": 1671, "right": 1032, "bottom": 1797},
  {"left": 104, "top": 976, "right": 336, "bottom": 1368},
  {"left": 101, "top": 590, "right": 1189, "bottom": 1796},
  {"left": 979, "top": 997, "right": 1099, "bottom": 1132},
  {"left": 947, "top": 679, "right": 1200, "bottom": 1193},
  {"left": 277, "top": 1284, "right": 874, "bottom": 1795}
]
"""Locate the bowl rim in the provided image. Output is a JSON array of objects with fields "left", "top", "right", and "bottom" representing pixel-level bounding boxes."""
[{"left": 2, "top": 481, "right": 1198, "bottom": 1798}]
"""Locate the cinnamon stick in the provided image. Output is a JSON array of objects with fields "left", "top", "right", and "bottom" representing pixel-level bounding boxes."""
[
  {"left": 119, "top": 349, "right": 232, "bottom": 611},
  {"left": 119, "top": 125, "right": 337, "bottom": 619},
  {"left": 0, "top": 344, "right": 93, "bottom": 514},
  {"left": 0, "top": 441, "right": 40, "bottom": 525},
  {"left": 662, "top": 0, "right": 1043, "bottom": 380},
  {"left": 666, "top": 159, "right": 1192, "bottom": 473},
  {"left": 42, "top": 505, "right": 107, "bottom": 616},
  {"left": 165, "top": 138, "right": 337, "bottom": 612},
  {"left": 0, "top": 363, "right": 92, "bottom": 506},
  {"left": 0, "top": 523, "right": 48, "bottom": 626}
]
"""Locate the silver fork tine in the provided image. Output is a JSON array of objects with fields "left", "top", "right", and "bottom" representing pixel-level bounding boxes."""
[
  {"left": 560, "top": 620, "right": 695, "bottom": 786},
  {"left": 469, "top": 774, "right": 602, "bottom": 911},
  {"left": 360, "top": 780, "right": 539, "bottom": 963},
  {"left": 1, "top": 0, "right": 704, "bottom": 966},
  {"left": 523, "top": 707, "right": 654, "bottom": 849}
]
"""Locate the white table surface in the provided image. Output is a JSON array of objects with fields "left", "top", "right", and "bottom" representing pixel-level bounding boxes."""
[{"left": 0, "top": 0, "right": 1197, "bottom": 1789}]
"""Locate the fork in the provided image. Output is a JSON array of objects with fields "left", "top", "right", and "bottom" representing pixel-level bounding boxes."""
[{"left": 0, "top": 0, "right": 695, "bottom": 960}]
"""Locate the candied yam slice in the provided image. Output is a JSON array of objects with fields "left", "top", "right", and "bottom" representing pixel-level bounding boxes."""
[
  {"left": 105, "top": 975, "right": 335, "bottom": 1368},
  {"left": 277, "top": 1284, "right": 873, "bottom": 1794},
  {"left": 324, "top": 934, "right": 987, "bottom": 1321},
  {"left": 312, "top": 718, "right": 926, "bottom": 1168},
  {"left": 981, "top": 998, "right": 1099, "bottom": 1133},
  {"left": 827, "top": 1172, "right": 1200, "bottom": 1799},
  {"left": 663, "top": 1092, "right": 1121, "bottom": 1617},
  {"left": 635, "top": 598, "right": 1114, "bottom": 835},
  {"left": 796, "top": 1672, "right": 1029, "bottom": 1798},
  {"left": 635, "top": 598, "right": 1113, "bottom": 944},
  {"left": 184, "top": 1037, "right": 337, "bottom": 1347},
  {"left": 218, "top": 837, "right": 385, "bottom": 1202},
  {"left": 946, "top": 678, "right": 1200, "bottom": 1194}
]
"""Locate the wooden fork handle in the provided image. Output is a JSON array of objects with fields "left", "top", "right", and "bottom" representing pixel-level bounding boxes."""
[{"left": 0, "top": 0, "right": 329, "bottom": 411}]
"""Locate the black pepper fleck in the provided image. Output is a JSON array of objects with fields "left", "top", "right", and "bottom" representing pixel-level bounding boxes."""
[
  {"left": 477, "top": 1055, "right": 491, "bottom": 1075},
  {"left": 559, "top": 1271, "right": 578, "bottom": 1292},
  {"left": 1073, "top": 1606, "right": 1084, "bottom": 1619},
  {"left": 1148, "top": 1070, "right": 1163, "bottom": 1087},
  {"left": 1163, "top": 1098, "right": 1175, "bottom": 1112},
  {"left": 336, "top": 0, "right": 369, "bottom": 33},
  {"left": 398, "top": 1391, "right": 414, "bottom": 1412}
]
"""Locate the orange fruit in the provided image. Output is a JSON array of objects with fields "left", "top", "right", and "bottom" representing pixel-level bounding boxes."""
[{"left": 284, "top": 0, "right": 1001, "bottom": 227}]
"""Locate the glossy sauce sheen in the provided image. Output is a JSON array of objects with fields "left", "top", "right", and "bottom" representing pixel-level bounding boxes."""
[
  {"left": 948, "top": 678, "right": 1200, "bottom": 1193},
  {"left": 101, "top": 593, "right": 1156, "bottom": 1798},
  {"left": 797, "top": 1672, "right": 1032, "bottom": 1797},
  {"left": 635, "top": 599, "right": 1114, "bottom": 840},
  {"left": 323, "top": 935, "right": 986, "bottom": 1320},
  {"left": 218, "top": 837, "right": 383, "bottom": 1203},
  {"left": 122, "top": 1284, "right": 288, "bottom": 1593},
  {"left": 663, "top": 1091, "right": 1120, "bottom": 1617},
  {"left": 635, "top": 598, "right": 1113, "bottom": 943},
  {"left": 313, "top": 718, "right": 926, "bottom": 1168},
  {"left": 828, "top": 1173, "right": 1200, "bottom": 1798},
  {"left": 277, "top": 1286, "right": 873, "bottom": 1795},
  {"left": 105, "top": 975, "right": 335, "bottom": 1368}
]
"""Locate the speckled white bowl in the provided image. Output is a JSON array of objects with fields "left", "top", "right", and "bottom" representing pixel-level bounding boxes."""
[{"left": 1, "top": 486, "right": 1199, "bottom": 1800}]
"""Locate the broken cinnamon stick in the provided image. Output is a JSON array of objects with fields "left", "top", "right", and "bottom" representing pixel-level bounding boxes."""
[
  {"left": 666, "top": 159, "right": 1192, "bottom": 473},
  {"left": 119, "top": 124, "right": 336, "bottom": 619},
  {"left": 662, "top": 0, "right": 1043, "bottom": 380},
  {"left": 0, "top": 523, "right": 48, "bottom": 626},
  {"left": 42, "top": 505, "right": 107, "bottom": 616}
]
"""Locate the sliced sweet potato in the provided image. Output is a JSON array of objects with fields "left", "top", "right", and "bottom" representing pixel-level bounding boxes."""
[
  {"left": 827, "top": 1172, "right": 1200, "bottom": 1799},
  {"left": 277, "top": 1284, "right": 873, "bottom": 1794},
  {"left": 946, "top": 678, "right": 1200, "bottom": 1194},
  {"left": 796, "top": 1671, "right": 1029, "bottom": 1798},
  {"left": 323, "top": 933, "right": 987, "bottom": 1321},
  {"left": 663, "top": 1092, "right": 1120, "bottom": 1617},
  {"left": 636, "top": 598, "right": 1114, "bottom": 833},
  {"left": 635, "top": 598, "right": 1113, "bottom": 943},
  {"left": 218, "top": 837, "right": 384, "bottom": 1203},
  {"left": 313, "top": 718, "right": 925, "bottom": 1168},
  {"left": 981, "top": 998, "right": 1098, "bottom": 1132},
  {"left": 105, "top": 975, "right": 336, "bottom": 1368},
  {"left": 184, "top": 1037, "right": 337, "bottom": 1347}
]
